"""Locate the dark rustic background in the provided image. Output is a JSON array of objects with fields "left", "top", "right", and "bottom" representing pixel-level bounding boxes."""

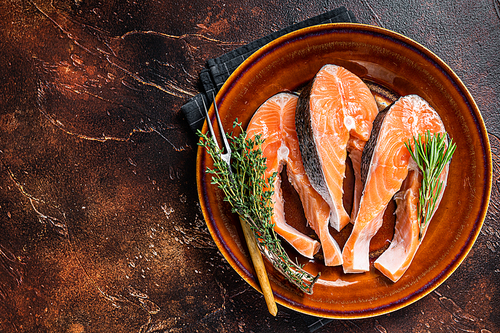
[{"left": 1, "top": 0, "right": 499, "bottom": 332}]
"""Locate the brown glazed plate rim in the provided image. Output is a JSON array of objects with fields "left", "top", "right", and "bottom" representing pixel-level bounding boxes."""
[{"left": 196, "top": 23, "right": 492, "bottom": 318}]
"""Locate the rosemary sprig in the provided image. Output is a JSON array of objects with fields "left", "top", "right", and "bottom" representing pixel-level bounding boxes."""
[
  {"left": 198, "top": 121, "right": 320, "bottom": 294},
  {"left": 404, "top": 130, "right": 457, "bottom": 240}
]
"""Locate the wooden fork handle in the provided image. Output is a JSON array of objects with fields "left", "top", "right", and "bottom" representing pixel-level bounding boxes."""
[{"left": 239, "top": 217, "right": 278, "bottom": 316}]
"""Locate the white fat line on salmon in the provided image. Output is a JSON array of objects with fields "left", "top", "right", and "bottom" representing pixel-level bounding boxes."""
[{"left": 315, "top": 278, "right": 358, "bottom": 287}]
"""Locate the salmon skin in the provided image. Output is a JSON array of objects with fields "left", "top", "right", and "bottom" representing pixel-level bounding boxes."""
[
  {"left": 246, "top": 92, "right": 343, "bottom": 261},
  {"left": 342, "top": 94, "right": 448, "bottom": 274},
  {"left": 296, "top": 64, "right": 379, "bottom": 232}
]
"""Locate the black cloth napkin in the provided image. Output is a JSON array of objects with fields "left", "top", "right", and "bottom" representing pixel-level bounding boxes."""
[
  {"left": 184, "top": 7, "right": 357, "bottom": 332},
  {"left": 181, "top": 6, "right": 357, "bottom": 133}
]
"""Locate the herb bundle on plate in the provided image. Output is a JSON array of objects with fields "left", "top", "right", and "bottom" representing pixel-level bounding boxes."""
[{"left": 198, "top": 121, "right": 320, "bottom": 294}]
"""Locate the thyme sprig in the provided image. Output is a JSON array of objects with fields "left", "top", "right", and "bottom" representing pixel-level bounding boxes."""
[
  {"left": 198, "top": 121, "right": 320, "bottom": 294},
  {"left": 405, "top": 130, "right": 456, "bottom": 240}
]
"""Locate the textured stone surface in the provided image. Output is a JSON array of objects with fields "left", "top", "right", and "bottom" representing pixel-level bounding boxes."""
[{"left": 0, "top": 0, "right": 499, "bottom": 332}]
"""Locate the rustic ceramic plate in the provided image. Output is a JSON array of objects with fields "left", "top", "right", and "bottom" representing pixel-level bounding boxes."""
[{"left": 196, "top": 23, "right": 491, "bottom": 318}]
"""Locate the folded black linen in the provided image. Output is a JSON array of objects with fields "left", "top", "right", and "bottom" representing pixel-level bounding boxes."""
[{"left": 181, "top": 6, "right": 357, "bottom": 133}]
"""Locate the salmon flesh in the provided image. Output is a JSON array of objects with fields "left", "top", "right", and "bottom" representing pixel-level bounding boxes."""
[
  {"left": 342, "top": 94, "right": 448, "bottom": 274},
  {"left": 296, "top": 64, "right": 379, "bottom": 232},
  {"left": 246, "top": 92, "right": 345, "bottom": 262}
]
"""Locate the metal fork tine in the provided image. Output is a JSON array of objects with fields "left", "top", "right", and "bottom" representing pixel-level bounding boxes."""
[
  {"left": 201, "top": 93, "right": 232, "bottom": 169},
  {"left": 211, "top": 92, "right": 232, "bottom": 167},
  {"left": 201, "top": 96, "right": 218, "bottom": 147}
]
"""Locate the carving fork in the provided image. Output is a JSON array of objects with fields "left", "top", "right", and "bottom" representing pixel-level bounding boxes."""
[{"left": 202, "top": 94, "right": 278, "bottom": 316}]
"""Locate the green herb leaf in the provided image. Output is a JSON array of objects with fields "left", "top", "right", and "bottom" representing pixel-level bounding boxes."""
[
  {"left": 198, "top": 121, "right": 320, "bottom": 294},
  {"left": 404, "top": 130, "right": 456, "bottom": 240}
]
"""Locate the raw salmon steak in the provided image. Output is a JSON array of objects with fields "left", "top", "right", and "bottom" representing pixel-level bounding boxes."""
[
  {"left": 296, "top": 64, "right": 379, "bottom": 232},
  {"left": 374, "top": 145, "right": 449, "bottom": 282},
  {"left": 247, "top": 92, "right": 344, "bottom": 262},
  {"left": 342, "top": 94, "right": 448, "bottom": 274}
]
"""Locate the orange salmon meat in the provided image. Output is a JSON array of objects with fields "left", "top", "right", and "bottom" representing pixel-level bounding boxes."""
[
  {"left": 342, "top": 94, "right": 449, "bottom": 275},
  {"left": 296, "top": 64, "right": 379, "bottom": 233},
  {"left": 247, "top": 92, "right": 345, "bottom": 264}
]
